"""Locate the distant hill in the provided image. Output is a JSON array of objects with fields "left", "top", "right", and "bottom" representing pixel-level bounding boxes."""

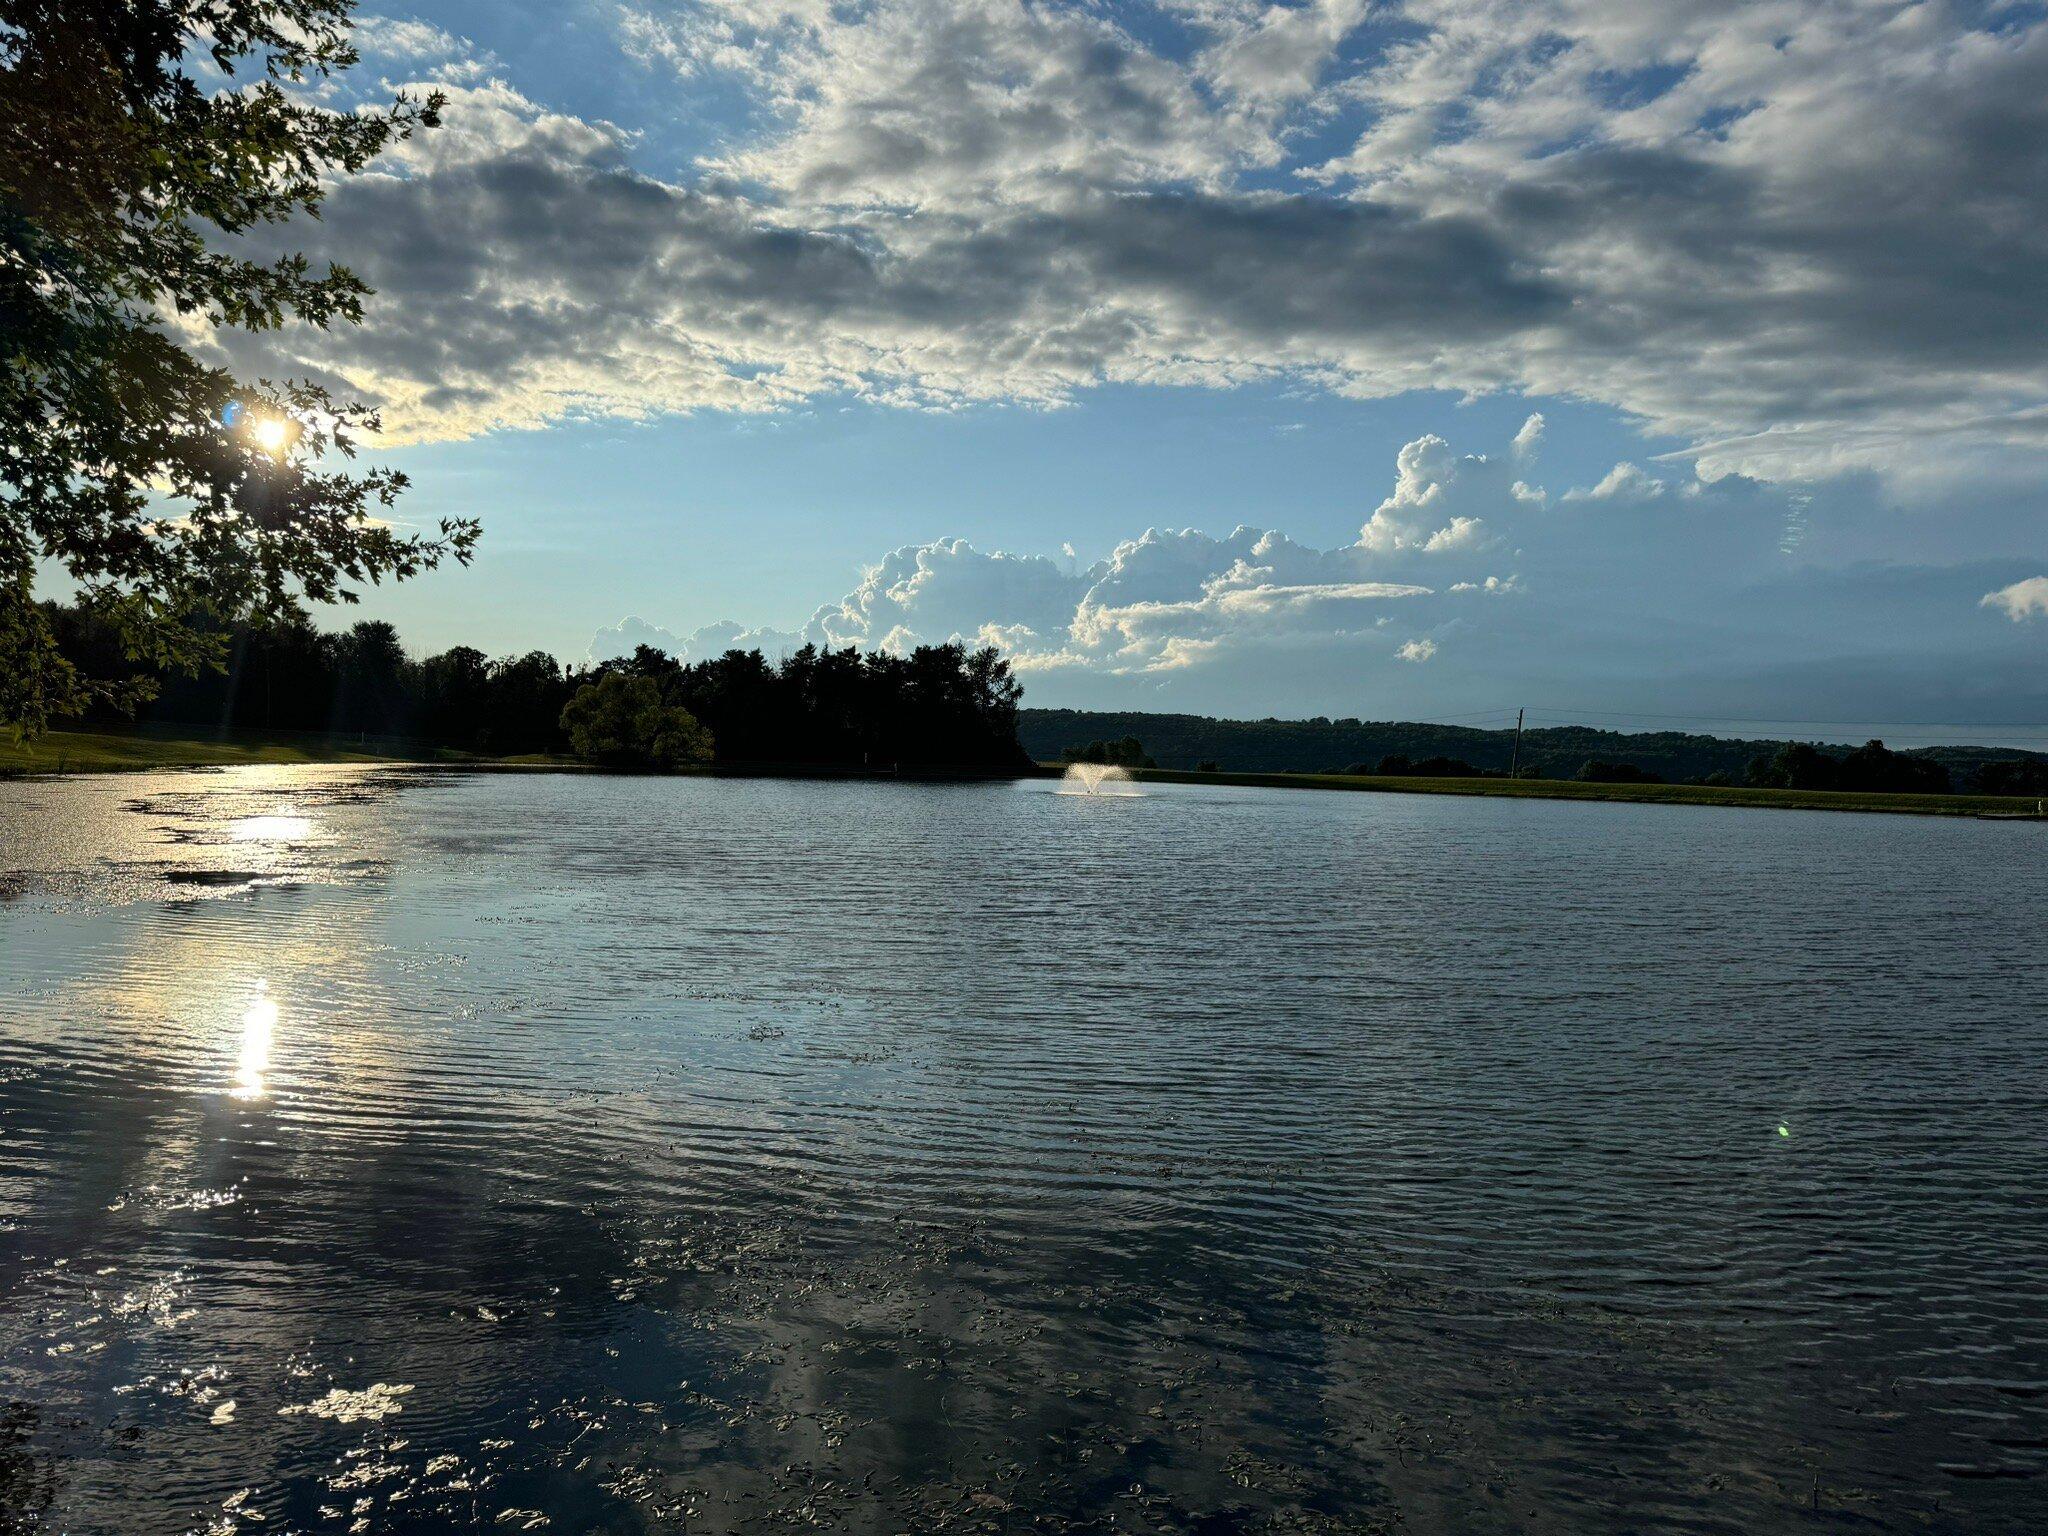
[{"left": 1019, "top": 709, "right": 2047, "bottom": 783}]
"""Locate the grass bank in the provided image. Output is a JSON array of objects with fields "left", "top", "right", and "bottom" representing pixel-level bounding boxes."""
[
  {"left": 10, "top": 730, "right": 2042, "bottom": 818},
  {"left": 1, "top": 726, "right": 573, "bottom": 777},
  {"left": 1112, "top": 765, "right": 2048, "bottom": 819}
]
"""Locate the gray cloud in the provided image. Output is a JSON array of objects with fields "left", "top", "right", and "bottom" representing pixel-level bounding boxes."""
[
  {"left": 241, "top": 76, "right": 1562, "bottom": 438},
  {"left": 236, "top": 3, "right": 2048, "bottom": 486}
]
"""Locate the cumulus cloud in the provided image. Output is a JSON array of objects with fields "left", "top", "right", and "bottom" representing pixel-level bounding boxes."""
[
  {"left": 588, "top": 615, "right": 684, "bottom": 663},
  {"left": 588, "top": 614, "right": 805, "bottom": 664},
  {"left": 598, "top": 430, "right": 1536, "bottom": 677},
  {"left": 584, "top": 425, "right": 2046, "bottom": 721},
  {"left": 1450, "top": 575, "right": 1521, "bottom": 595},
  {"left": 811, "top": 539, "right": 1088, "bottom": 652},
  {"left": 1982, "top": 577, "right": 2048, "bottom": 622},
  {"left": 1358, "top": 435, "right": 1536, "bottom": 555},
  {"left": 1571, "top": 463, "right": 1670, "bottom": 503},
  {"left": 236, "top": 1, "right": 2048, "bottom": 481}
]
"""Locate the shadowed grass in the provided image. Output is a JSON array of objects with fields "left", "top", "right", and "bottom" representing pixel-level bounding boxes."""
[
  {"left": 1113, "top": 766, "right": 2048, "bottom": 819},
  {"left": 1, "top": 727, "right": 576, "bottom": 776},
  {"left": 10, "top": 730, "right": 2042, "bottom": 817}
]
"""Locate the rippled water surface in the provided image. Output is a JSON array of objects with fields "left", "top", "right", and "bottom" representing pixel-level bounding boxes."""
[{"left": 2, "top": 767, "right": 2045, "bottom": 1534}]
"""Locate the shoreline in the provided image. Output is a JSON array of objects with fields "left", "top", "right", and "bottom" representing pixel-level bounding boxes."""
[
  {"left": 7, "top": 729, "right": 2044, "bottom": 818},
  {"left": 1120, "top": 764, "right": 2048, "bottom": 819},
  {"left": 0, "top": 727, "right": 578, "bottom": 777}
]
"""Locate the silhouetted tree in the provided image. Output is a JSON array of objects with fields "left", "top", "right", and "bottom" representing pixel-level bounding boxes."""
[
  {"left": 1972, "top": 759, "right": 2048, "bottom": 796},
  {"left": 334, "top": 621, "right": 410, "bottom": 736},
  {"left": 418, "top": 646, "right": 493, "bottom": 749},
  {"left": 1747, "top": 739, "right": 1948, "bottom": 794}
]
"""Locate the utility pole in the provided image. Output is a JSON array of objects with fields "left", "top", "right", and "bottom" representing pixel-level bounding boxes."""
[{"left": 1509, "top": 707, "right": 1525, "bottom": 778}]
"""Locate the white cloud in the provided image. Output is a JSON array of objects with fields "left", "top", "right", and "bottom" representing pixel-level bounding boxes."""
[
  {"left": 1396, "top": 638, "right": 1438, "bottom": 663},
  {"left": 811, "top": 538, "right": 1089, "bottom": 651},
  {"left": 1358, "top": 435, "right": 1533, "bottom": 555},
  {"left": 588, "top": 614, "right": 806, "bottom": 664},
  {"left": 587, "top": 615, "right": 683, "bottom": 663},
  {"left": 1512, "top": 412, "right": 1545, "bottom": 461},
  {"left": 1981, "top": 576, "right": 2048, "bottom": 622},
  {"left": 1571, "top": 463, "right": 1669, "bottom": 502}
]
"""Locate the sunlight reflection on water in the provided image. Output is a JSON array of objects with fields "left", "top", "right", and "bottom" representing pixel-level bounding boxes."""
[
  {"left": 232, "top": 982, "right": 276, "bottom": 1100},
  {"left": 229, "top": 813, "right": 311, "bottom": 842}
]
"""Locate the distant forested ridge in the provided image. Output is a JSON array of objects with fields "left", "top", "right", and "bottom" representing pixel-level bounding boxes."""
[
  {"left": 41, "top": 603, "right": 1027, "bottom": 771},
  {"left": 1019, "top": 709, "right": 2048, "bottom": 792}
]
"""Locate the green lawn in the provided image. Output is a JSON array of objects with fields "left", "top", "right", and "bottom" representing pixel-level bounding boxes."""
[
  {"left": 1, "top": 727, "right": 575, "bottom": 776},
  {"left": 1112, "top": 765, "right": 2048, "bottom": 819}
]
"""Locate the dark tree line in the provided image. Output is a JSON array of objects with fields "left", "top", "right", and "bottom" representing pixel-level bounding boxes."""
[
  {"left": 47, "top": 603, "right": 574, "bottom": 752},
  {"left": 1060, "top": 736, "right": 1157, "bottom": 769},
  {"left": 1575, "top": 760, "right": 1664, "bottom": 784},
  {"left": 1743, "top": 740, "right": 1952, "bottom": 794},
  {"left": 1363, "top": 754, "right": 1488, "bottom": 778},
  {"left": 1973, "top": 758, "right": 2048, "bottom": 796},
  {"left": 1348, "top": 754, "right": 1543, "bottom": 779},
  {"left": 603, "top": 642, "right": 1027, "bottom": 770},
  {"left": 42, "top": 602, "right": 1028, "bottom": 770}
]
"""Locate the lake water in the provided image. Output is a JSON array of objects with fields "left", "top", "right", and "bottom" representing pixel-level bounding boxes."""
[{"left": 2, "top": 767, "right": 2045, "bottom": 1534}]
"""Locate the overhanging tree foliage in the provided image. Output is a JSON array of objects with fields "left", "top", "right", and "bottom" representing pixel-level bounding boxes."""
[{"left": 1, "top": 0, "right": 475, "bottom": 734}]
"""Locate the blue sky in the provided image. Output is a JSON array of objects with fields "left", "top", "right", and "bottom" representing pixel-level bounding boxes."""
[
  {"left": 207, "top": 1, "right": 2048, "bottom": 739},
  {"left": 367, "top": 385, "right": 1650, "bottom": 651}
]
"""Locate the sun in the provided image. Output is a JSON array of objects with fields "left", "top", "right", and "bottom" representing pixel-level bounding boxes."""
[{"left": 252, "top": 416, "right": 291, "bottom": 455}]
